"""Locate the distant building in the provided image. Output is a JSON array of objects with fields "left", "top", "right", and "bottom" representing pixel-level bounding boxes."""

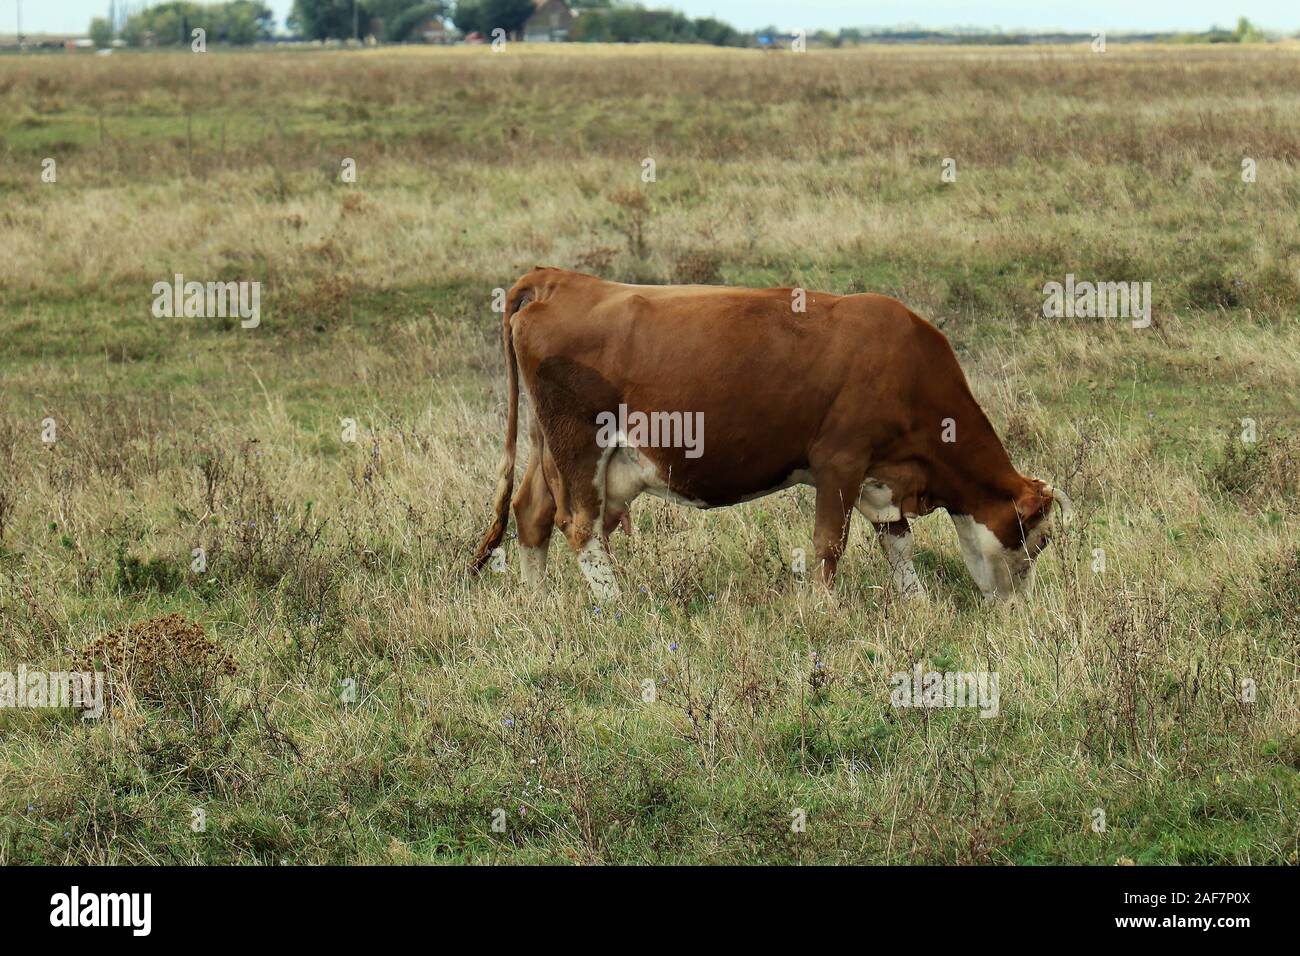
[
  {"left": 413, "top": 16, "right": 453, "bottom": 44},
  {"left": 523, "top": 0, "right": 575, "bottom": 42}
]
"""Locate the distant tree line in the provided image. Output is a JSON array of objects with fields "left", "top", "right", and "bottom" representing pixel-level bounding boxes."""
[
  {"left": 290, "top": 0, "right": 589, "bottom": 40},
  {"left": 291, "top": 0, "right": 741, "bottom": 44},
  {"left": 571, "top": 7, "right": 743, "bottom": 45},
  {"left": 289, "top": 0, "right": 451, "bottom": 41},
  {"left": 90, "top": 0, "right": 748, "bottom": 46},
  {"left": 93, "top": 1, "right": 275, "bottom": 46},
  {"left": 95, "top": 3, "right": 1286, "bottom": 49},
  {"left": 1169, "top": 17, "right": 1269, "bottom": 43}
]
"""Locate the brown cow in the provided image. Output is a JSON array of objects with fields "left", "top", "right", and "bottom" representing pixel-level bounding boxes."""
[{"left": 472, "top": 268, "right": 1070, "bottom": 602}]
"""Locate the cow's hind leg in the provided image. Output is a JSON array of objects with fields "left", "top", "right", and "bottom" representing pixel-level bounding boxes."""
[
  {"left": 550, "top": 448, "right": 621, "bottom": 603},
  {"left": 875, "top": 518, "right": 925, "bottom": 598},
  {"left": 512, "top": 423, "right": 556, "bottom": 591},
  {"left": 812, "top": 471, "right": 863, "bottom": 588}
]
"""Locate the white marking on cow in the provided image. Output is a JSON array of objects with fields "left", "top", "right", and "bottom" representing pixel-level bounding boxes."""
[
  {"left": 849, "top": 481, "right": 923, "bottom": 595},
  {"left": 519, "top": 544, "right": 548, "bottom": 591},
  {"left": 856, "top": 479, "right": 902, "bottom": 523},
  {"left": 603, "top": 439, "right": 708, "bottom": 510},
  {"left": 881, "top": 531, "right": 925, "bottom": 597},
  {"left": 950, "top": 513, "right": 1034, "bottom": 601},
  {"left": 950, "top": 514, "right": 1002, "bottom": 601},
  {"left": 577, "top": 538, "right": 620, "bottom": 601}
]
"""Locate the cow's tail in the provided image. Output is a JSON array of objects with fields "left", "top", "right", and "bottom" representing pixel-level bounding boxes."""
[{"left": 470, "top": 281, "right": 531, "bottom": 573}]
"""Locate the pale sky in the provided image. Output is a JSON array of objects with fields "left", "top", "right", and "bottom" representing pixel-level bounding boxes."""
[{"left": 9, "top": 0, "right": 1300, "bottom": 35}]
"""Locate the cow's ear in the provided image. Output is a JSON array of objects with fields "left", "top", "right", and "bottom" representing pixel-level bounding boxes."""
[{"left": 1014, "top": 479, "right": 1053, "bottom": 525}]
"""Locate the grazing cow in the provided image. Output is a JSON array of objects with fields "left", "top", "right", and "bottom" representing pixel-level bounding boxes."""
[{"left": 472, "top": 268, "right": 1070, "bottom": 602}]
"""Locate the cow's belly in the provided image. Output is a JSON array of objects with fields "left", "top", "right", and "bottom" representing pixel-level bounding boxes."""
[
  {"left": 599, "top": 403, "right": 820, "bottom": 505},
  {"left": 602, "top": 445, "right": 904, "bottom": 525},
  {"left": 602, "top": 445, "right": 814, "bottom": 513}
]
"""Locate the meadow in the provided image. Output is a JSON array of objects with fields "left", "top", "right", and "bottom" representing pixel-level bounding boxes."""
[{"left": 0, "top": 42, "right": 1297, "bottom": 864}]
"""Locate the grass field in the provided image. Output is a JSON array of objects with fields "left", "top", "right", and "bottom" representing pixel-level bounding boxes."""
[{"left": 0, "top": 42, "right": 1297, "bottom": 865}]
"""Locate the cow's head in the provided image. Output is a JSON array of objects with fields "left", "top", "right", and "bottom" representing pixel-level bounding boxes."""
[{"left": 951, "top": 477, "right": 1072, "bottom": 602}]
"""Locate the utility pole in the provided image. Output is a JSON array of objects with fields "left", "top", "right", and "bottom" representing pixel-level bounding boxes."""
[
  {"left": 16, "top": 0, "right": 22, "bottom": 50},
  {"left": 353, "top": 0, "right": 358, "bottom": 42}
]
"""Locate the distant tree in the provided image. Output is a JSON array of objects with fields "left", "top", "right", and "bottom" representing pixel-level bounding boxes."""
[
  {"left": 121, "top": 17, "right": 146, "bottom": 45},
  {"left": 570, "top": 10, "right": 606, "bottom": 40},
  {"left": 693, "top": 16, "right": 740, "bottom": 46},
  {"left": 89, "top": 17, "right": 115, "bottom": 48},
  {"left": 388, "top": 2, "right": 449, "bottom": 40},
  {"left": 238, "top": 0, "right": 276, "bottom": 38},
  {"left": 481, "top": 0, "right": 534, "bottom": 36},
  {"left": 292, "top": 0, "right": 372, "bottom": 39},
  {"left": 1234, "top": 16, "right": 1265, "bottom": 42},
  {"left": 362, "top": 0, "right": 438, "bottom": 36},
  {"left": 148, "top": 6, "right": 186, "bottom": 45},
  {"left": 451, "top": 0, "right": 485, "bottom": 34},
  {"left": 219, "top": 1, "right": 274, "bottom": 43}
]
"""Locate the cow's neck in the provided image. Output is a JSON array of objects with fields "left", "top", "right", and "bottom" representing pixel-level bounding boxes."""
[{"left": 927, "top": 402, "right": 1025, "bottom": 517}]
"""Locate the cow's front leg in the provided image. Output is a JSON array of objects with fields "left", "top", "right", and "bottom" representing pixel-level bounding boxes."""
[
  {"left": 876, "top": 518, "right": 925, "bottom": 598},
  {"left": 812, "top": 476, "right": 860, "bottom": 588}
]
